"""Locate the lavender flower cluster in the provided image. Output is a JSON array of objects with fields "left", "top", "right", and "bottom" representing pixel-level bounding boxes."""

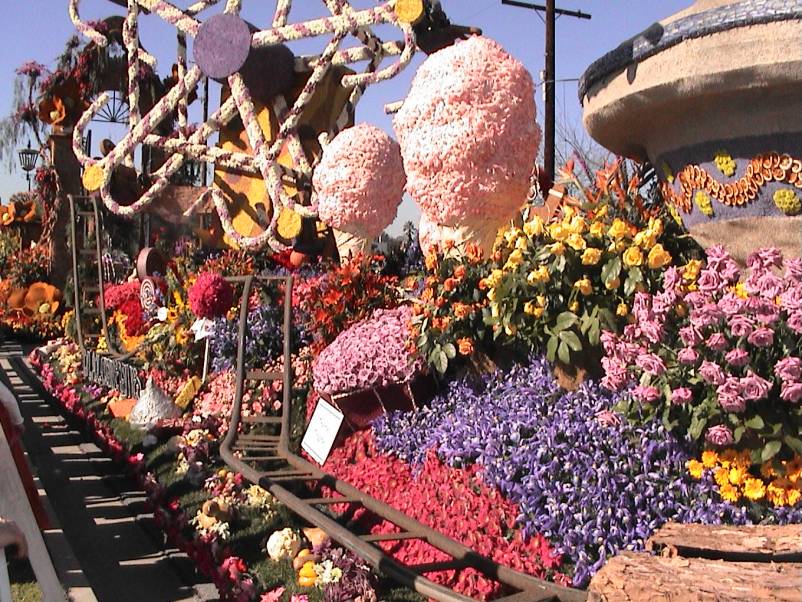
[
  {"left": 373, "top": 357, "right": 802, "bottom": 587},
  {"left": 209, "top": 304, "right": 305, "bottom": 373},
  {"left": 312, "top": 306, "right": 423, "bottom": 395}
]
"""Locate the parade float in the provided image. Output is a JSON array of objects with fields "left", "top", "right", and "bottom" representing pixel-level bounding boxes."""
[{"left": 3, "top": 0, "right": 802, "bottom": 600}]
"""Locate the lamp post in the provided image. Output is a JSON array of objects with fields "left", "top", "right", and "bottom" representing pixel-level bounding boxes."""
[{"left": 18, "top": 140, "right": 39, "bottom": 192}]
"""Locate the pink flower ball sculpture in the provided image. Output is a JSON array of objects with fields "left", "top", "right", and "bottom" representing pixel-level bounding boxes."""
[
  {"left": 188, "top": 272, "right": 234, "bottom": 319},
  {"left": 313, "top": 306, "right": 423, "bottom": 396},
  {"left": 394, "top": 36, "right": 540, "bottom": 230},
  {"left": 313, "top": 123, "right": 406, "bottom": 242}
]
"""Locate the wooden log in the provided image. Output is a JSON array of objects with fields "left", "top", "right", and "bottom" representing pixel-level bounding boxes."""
[
  {"left": 646, "top": 522, "right": 802, "bottom": 562},
  {"left": 588, "top": 551, "right": 802, "bottom": 601}
]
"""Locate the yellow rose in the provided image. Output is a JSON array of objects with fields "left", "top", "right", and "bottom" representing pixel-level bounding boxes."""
[
  {"left": 515, "top": 236, "right": 529, "bottom": 251},
  {"left": 633, "top": 230, "right": 657, "bottom": 250},
  {"left": 550, "top": 242, "right": 565, "bottom": 256},
  {"left": 524, "top": 301, "right": 537, "bottom": 315},
  {"left": 573, "top": 277, "right": 592, "bottom": 296},
  {"left": 526, "top": 266, "right": 550, "bottom": 285},
  {"left": 683, "top": 259, "right": 703, "bottom": 282},
  {"left": 589, "top": 222, "right": 605, "bottom": 238},
  {"left": 549, "top": 223, "right": 569, "bottom": 242},
  {"left": 536, "top": 295, "right": 547, "bottom": 307},
  {"left": 532, "top": 306, "right": 544, "bottom": 318},
  {"left": 581, "top": 248, "right": 602, "bottom": 266},
  {"left": 616, "top": 303, "right": 628, "bottom": 317},
  {"left": 487, "top": 269, "right": 504, "bottom": 287},
  {"left": 608, "top": 218, "right": 629, "bottom": 240},
  {"left": 505, "top": 249, "right": 524, "bottom": 268},
  {"left": 647, "top": 243, "right": 672, "bottom": 269},
  {"left": 648, "top": 218, "right": 664, "bottom": 238},
  {"left": 523, "top": 217, "right": 545, "bottom": 238},
  {"left": 622, "top": 246, "right": 643, "bottom": 267},
  {"left": 566, "top": 234, "right": 587, "bottom": 251},
  {"left": 567, "top": 215, "right": 586, "bottom": 235}
]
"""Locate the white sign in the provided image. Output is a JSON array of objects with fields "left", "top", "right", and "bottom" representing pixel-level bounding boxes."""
[{"left": 302, "top": 399, "right": 344, "bottom": 466}]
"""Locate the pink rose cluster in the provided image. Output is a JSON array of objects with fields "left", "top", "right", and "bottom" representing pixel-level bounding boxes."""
[
  {"left": 312, "top": 306, "right": 424, "bottom": 395},
  {"left": 188, "top": 272, "right": 234, "bottom": 319},
  {"left": 313, "top": 123, "right": 406, "bottom": 239},
  {"left": 602, "top": 246, "right": 802, "bottom": 453},
  {"left": 394, "top": 36, "right": 540, "bottom": 228}
]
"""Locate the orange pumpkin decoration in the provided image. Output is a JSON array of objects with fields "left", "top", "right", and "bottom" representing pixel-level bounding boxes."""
[
  {"left": 7, "top": 288, "right": 27, "bottom": 313},
  {"left": 37, "top": 80, "right": 88, "bottom": 127},
  {"left": 108, "top": 398, "right": 137, "bottom": 419},
  {"left": 1, "top": 203, "right": 16, "bottom": 226}
]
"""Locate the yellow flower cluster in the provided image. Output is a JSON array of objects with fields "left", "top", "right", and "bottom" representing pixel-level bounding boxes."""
[
  {"left": 773, "top": 188, "right": 801, "bottom": 216},
  {"left": 687, "top": 449, "right": 802, "bottom": 507},
  {"left": 694, "top": 191, "right": 714, "bottom": 217},
  {"left": 113, "top": 311, "right": 144, "bottom": 353},
  {"left": 714, "top": 150, "right": 737, "bottom": 177}
]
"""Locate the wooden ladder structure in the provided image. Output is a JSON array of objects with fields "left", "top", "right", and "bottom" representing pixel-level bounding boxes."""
[
  {"left": 220, "top": 274, "right": 586, "bottom": 602},
  {"left": 67, "top": 194, "right": 137, "bottom": 360}
]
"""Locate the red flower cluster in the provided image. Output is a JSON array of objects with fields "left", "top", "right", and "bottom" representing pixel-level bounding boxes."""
[
  {"left": 103, "top": 280, "right": 142, "bottom": 311},
  {"left": 189, "top": 272, "right": 234, "bottom": 319},
  {"left": 319, "top": 430, "right": 567, "bottom": 599},
  {"left": 118, "top": 298, "right": 145, "bottom": 336}
]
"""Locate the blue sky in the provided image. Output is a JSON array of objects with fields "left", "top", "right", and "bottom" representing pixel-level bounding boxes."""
[{"left": 0, "top": 0, "right": 689, "bottom": 233}]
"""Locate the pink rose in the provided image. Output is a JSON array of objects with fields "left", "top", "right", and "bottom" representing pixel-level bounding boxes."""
[
  {"left": 699, "top": 361, "right": 726, "bottom": 385},
  {"left": 779, "top": 286, "right": 802, "bottom": 311},
  {"left": 663, "top": 267, "right": 682, "bottom": 292},
  {"left": 728, "top": 315, "right": 754, "bottom": 338},
  {"left": 755, "top": 271, "right": 784, "bottom": 299},
  {"left": 601, "top": 358, "right": 629, "bottom": 391},
  {"left": 717, "top": 293, "right": 745, "bottom": 316},
  {"left": 785, "top": 258, "right": 802, "bottom": 282},
  {"left": 739, "top": 370, "right": 772, "bottom": 401},
  {"left": 717, "top": 378, "right": 746, "bottom": 412},
  {"left": 633, "top": 385, "right": 661, "bottom": 404},
  {"left": 724, "top": 348, "right": 749, "bottom": 367},
  {"left": 747, "top": 327, "right": 774, "bottom": 348},
  {"left": 775, "top": 357, "right": 802, "bottom": 382},
  {"left": 671, "top": 387, "right": 693, "bottom": 405},
  {"left": 706, "top": 333, "right": 729, "bottom": 352},
  {"left": 705, "top": 424, "right": 734, "bottom": 446},
  {"left": 636, "top": 353, "right": 666, "bottom": 376},
  {"left": 697, "top": 269, "right": 722, "bottom": 293},
  {"left": 679, "top": 326, "right": 703, "bottom": 347},
  {"left": 677, "top": 347, "right": 699, "bottom": 365},
  {"left": 747, "top": 248, "right": 783, "bottom": 271},
  {"left": 781, "top": 381, "right": 802, "bottom": 402},
  {"left": 749, "top": 297, "right": 780, "bottom": 325}
]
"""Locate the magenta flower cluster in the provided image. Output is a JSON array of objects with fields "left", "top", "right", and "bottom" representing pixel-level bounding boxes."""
[
  {"left": 602, "top": 246, "right": 802, "bottom": 459},
  {"left": 188, "top": 272, "right": 234, "bottom": 319},
  {"left": 312, "top": 306, "right": 424, "bottom": 395}
]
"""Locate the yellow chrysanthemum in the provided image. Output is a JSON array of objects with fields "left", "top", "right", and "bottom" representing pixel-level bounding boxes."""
[
  {"left": 515, "top": 236, "right": 529, "bottom": 251},
  {"left": 766, "top": 479, "right": 790, "bottom": 506},
  {"left": 687, "top": 459, "right": 705, "bottom": 479},
  {"left": 566, "top": 215, "right": 587, "bottom": 235},
  {"left": 523, "top": 301, "right": 537, "bottom": 315},
  {"left": 694, "top": 191, "right": 714, "bottom": 217},
  {"left": 783, "top": 457, "right": 802, "bottom": 483},
  {"left": 714, "top": 150, "right": 737, "bottom": 177},
  {"left": 701, "top": 450, "right": 719, "bottom": 469},
  {"left": 505, "top": 249, "right": 525, "bottom": 268},
  {"left": 549, "top": 223, "right": 569, "bottom": 242},
  {"left": 713, "top": 467, "right": 730, "bottom": 488},
  {"left": 728, "top": 465, "right": 747, "bottom": 486},
  {"left": 566, "top": 233, "right": 587, "bottom": 251},
  {"left": 773, "top": 188, "right": 801, "bottom": 216},
  {"left": 743, "top": 477, "right": 767, "bottom": 501},
  {"left": 581, "top": 248, "right": 602, "bottom": 266},
  {"left": 760, "top": 462, "right": 776, "bottom": 480},
  {"left": 786, "top": 486, "right": 802, "bottom": 507},
  {"left": 718, "top": 482, "right": 740, "bottom": 503}
]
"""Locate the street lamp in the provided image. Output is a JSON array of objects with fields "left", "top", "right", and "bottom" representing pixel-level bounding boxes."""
[{"left": 18, "top": 140, "right": 39, "bottom": 192}]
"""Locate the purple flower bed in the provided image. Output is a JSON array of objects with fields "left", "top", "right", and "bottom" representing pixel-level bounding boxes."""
[{"left": 373, "top": 357, "right": 802, "bottom": 587}]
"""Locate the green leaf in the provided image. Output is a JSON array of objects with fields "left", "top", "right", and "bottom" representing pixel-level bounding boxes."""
[
  {"left": 417, "top": 333, "right": 429, "bottom": 348},
  {"left": 744, "top": 415, "right": 764, "bottom": 430},
  {"left": 443, "top": 343, "right": 457, "bottom": 359},
  {"left": 588, "top": 320, "right": 601, "bottom": 346},
  {"left": 784, "top": 435, "right": 802, "bottom": 455},
  {"left": 546, "top": 336, "right": 558, "bottom": 362},
  {"left": 628, "top": 267, "right": 643, "bottom": 283},
  {"left": 601, "top": 256, "right": 622, "bottom": 287},
  {"left": 557, "top": 341, "right": 570, "bottom": 364},
  {"left": 761, "top": 440, "right": 782, "bottom": 463},
  {"left": 688, "top": 416, "right": 707, "bottom": 440},
  {"left": 434, "top": 351, "right": 449, "bottom": 375},
  {"left": 733, "top": 425, "right": 745, "bottom": 443},
  {"left": 554, "top": 311, "right": 579, "bottom": 332},
  {"left": 559, "top": 330, "right": 582, "bottom": 352}
]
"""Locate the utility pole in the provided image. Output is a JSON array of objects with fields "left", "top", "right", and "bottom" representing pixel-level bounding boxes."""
[{"left": 501, "top": 0, "right": 591, "bottom": 188}]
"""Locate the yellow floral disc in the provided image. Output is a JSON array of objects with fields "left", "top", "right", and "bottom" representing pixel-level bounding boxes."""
[
  {"left": 82, "top": 164, "right": 104, "bottom": 192},
  {"left": 276, "top": 207, "right": 302, "bottom": 239},
  {"left": 395, "top": 0, "right": 425, "bottom": 24}
]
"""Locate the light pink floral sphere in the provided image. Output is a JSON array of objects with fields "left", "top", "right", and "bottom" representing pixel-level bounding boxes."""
[
  {"left": 394, "top": 36, "right": 540, "bottom": 227},
  {"left": 313, "top": 123, "right": 406, "bottom": 239}
]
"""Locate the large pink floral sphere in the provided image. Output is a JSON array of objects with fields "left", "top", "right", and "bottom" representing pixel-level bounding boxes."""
[
  {"left": 394, "top": 36, "right": 539, "bottom": 227},
  {"left": 313, "top": 123, "right": 406, "bottom": 239},
  {"left": 188, "top": 272, "right": 234, "bottom": 319}
]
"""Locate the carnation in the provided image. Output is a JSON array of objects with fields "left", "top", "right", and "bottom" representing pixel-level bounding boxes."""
[
  {"left": 188, "top": 272, "right": 233, "bottom": 319},
  {"left": 314, "top": 123, "right": 406, "bottom": 239},
  {"left": 312, "top": 306, "right": 424, "bottom": 395},
  {"left": 394, "top": 36, "right": 539, "bottom": 227}
]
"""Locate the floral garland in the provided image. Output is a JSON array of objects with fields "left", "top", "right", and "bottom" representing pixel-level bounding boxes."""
[{"left": 663, "top": 152, "right": 802, "bottom": 213}]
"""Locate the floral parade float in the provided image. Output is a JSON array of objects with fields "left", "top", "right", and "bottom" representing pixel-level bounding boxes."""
[{"left": 4, "top": 0, "right": 802, "bottom": 601}]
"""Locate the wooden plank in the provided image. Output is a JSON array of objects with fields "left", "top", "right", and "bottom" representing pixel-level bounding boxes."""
[
  {"left": 588, "top": 551, "right": 802, "bottom": 602},
  {"left": 361, "top": 532, "right": 421, "bottom": 543},
  {"left": 246, "top": 370, "right": 282, "bottom": 381},
  {"left": 647, "top": 522, "right": 802, "bottom": 562}
]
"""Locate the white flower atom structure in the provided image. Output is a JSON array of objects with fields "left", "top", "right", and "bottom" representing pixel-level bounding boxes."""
[{"left": 69, "top": 0, "right": 421, "bottom": 250}]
